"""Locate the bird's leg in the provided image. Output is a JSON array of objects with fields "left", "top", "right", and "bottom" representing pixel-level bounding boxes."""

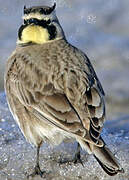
[
  {"left": 72, "top": 143, "right": 84, "bottom": 166},
  {"left": 27, "top": 143, "right": 45, "bottom": 178},
  {"left": 59, "top": 143, "right": 84, "bottom": 166},
  {"left": 34, "top": 144, "right": 45, "bottom": 176}
]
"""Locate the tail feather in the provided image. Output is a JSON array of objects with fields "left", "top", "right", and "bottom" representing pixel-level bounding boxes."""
[
  {"left": 94, "top": 155, "right": 121, "bottom": 176},
  {"left": 93, "top": 144, "right": 124, "bottom": 176}
]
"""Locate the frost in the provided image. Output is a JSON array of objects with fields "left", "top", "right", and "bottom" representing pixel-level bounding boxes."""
[{"left": 87, "top": 14, "right": 97, "bottom": 24}]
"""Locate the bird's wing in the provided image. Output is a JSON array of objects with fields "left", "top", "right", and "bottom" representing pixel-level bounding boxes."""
[{"left": 5, "top": 50, "right": 105, "bottom": 147}]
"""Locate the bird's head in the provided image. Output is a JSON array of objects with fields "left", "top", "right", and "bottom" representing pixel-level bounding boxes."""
[{"left": 17, "top": 3, "right": 65, "bottom": 44}]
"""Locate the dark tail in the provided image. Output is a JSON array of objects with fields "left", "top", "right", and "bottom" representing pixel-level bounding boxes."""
[{"left": 92, "top": 143, "right": 124, "bottom": 176}]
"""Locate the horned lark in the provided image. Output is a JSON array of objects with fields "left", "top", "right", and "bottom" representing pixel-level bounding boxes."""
[{"left": 5, "top": 3, "right": 124, "bottom": 177}]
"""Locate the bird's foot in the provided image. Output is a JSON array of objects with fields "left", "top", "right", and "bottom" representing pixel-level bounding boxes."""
[
  {"left": 27, "top": 165, "right": 45, "bottom": 179},
  {"left": 73, "top": 151, "right": 84, "bottom": 167}
]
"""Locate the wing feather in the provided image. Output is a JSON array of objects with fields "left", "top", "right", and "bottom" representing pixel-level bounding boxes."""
[{"left": 5, "top": 46, "right": 105, "bottom": 147}]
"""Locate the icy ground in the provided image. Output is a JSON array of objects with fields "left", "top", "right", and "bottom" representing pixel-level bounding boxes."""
[{"left": 0, "top": 92, "right": 129, "bottom": 180}]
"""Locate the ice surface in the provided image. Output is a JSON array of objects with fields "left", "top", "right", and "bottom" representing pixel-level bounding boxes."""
[{"left": 0, "top": 92, "right": 129, "bottom": 180}]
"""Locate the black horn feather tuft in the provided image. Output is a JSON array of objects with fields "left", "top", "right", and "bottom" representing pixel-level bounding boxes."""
[
  {"left": 24, "top": 5, "right": 27, "bottom": 14},
  {"left": 51, "top": 2, "right": 56, "bottom": 11},
  {"left": 46, "top": 3, "right": 56, "bottom": 14}
]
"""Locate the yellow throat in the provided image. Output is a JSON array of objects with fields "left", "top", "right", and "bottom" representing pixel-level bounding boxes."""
[{"left": 20, "top": 25, "right": 50, "bottom": 44}]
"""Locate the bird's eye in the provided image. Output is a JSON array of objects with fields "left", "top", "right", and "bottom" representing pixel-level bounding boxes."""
[
  {"left": 29, "top": 18, "right": 39, "bottom": 25},
  {"left": 24, "top": 18, "right": 39, "bottom": 25},
  {"left": 29, "top": 18, "right": 35, "bottom": 24}
]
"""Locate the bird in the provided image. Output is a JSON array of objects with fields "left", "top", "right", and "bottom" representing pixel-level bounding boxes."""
[{"left": 5, "top": 3, "right": 124, "bottom": 177}]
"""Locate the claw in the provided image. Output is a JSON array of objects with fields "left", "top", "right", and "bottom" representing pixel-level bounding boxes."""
[
  {"left": 27, "top": 165, "right": 45, "bottom": 178},
  {"left": 73, "top": 151, "right": 84, "bottom": 167}
]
